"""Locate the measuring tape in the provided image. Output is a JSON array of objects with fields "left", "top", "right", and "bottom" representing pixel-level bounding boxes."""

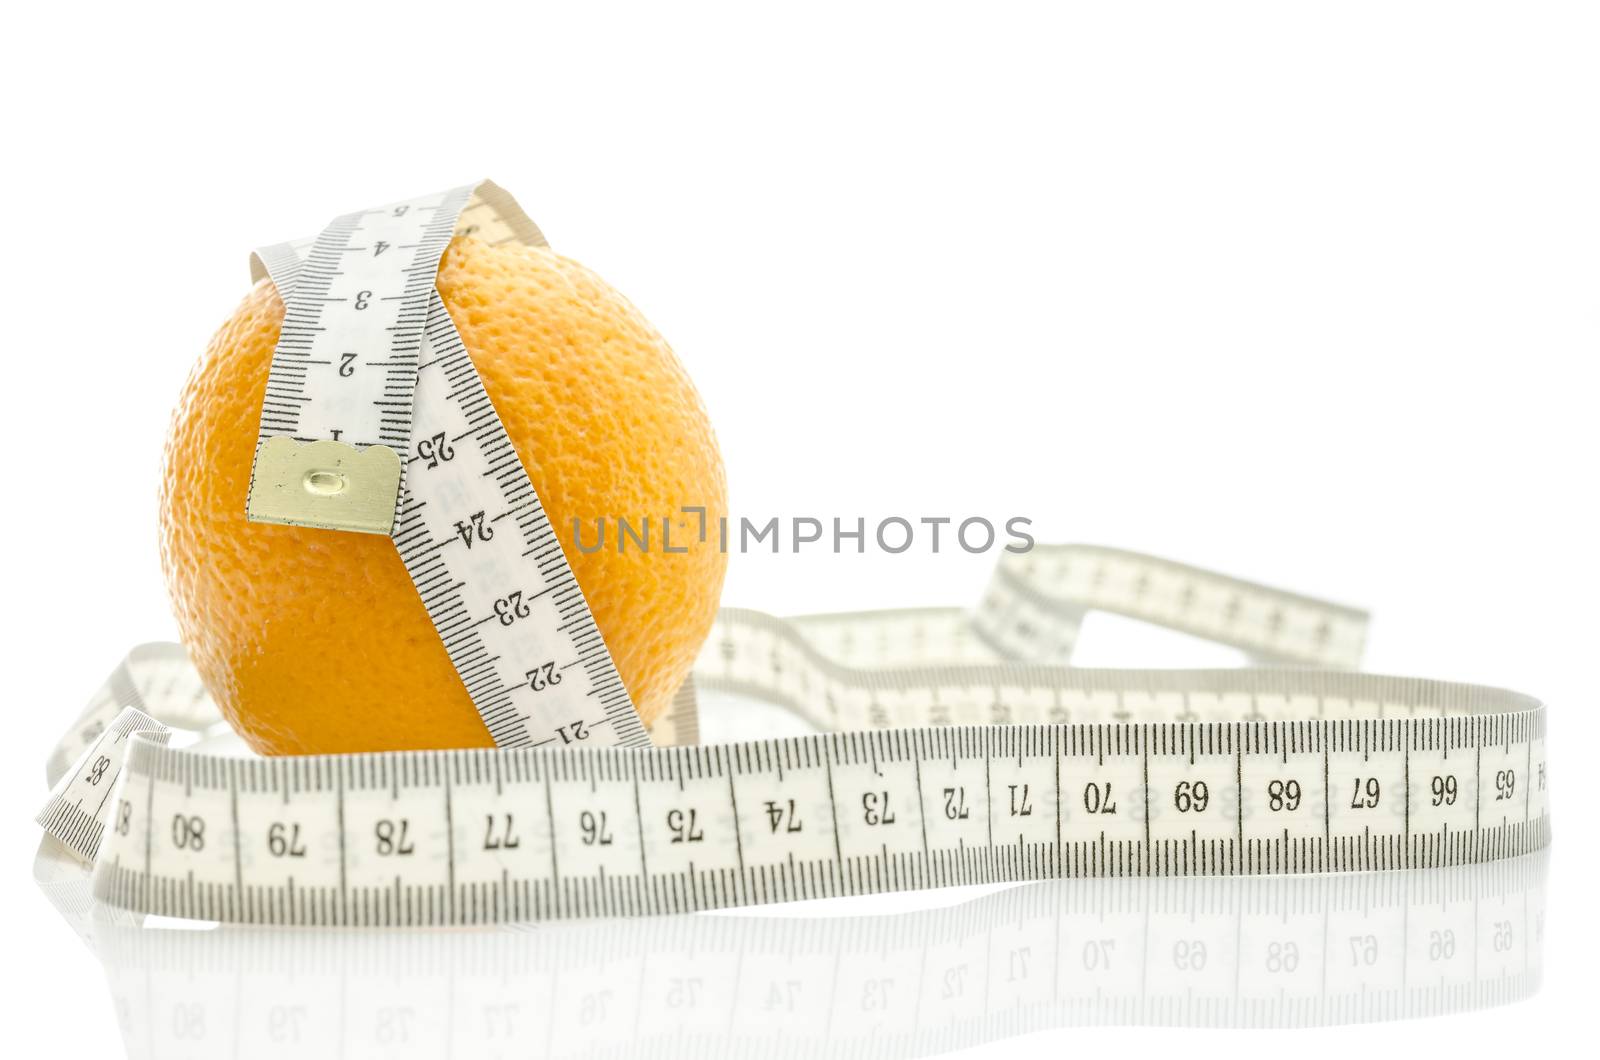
[
  {"left": 34, "top": 184, "right": 1551, "bottom": 928},
  {"left": 32, "top": 840, "right": 1545, "bottom": 1052},
  {"left": 246, "top": 181, "right": 644, "bottom": 751}
]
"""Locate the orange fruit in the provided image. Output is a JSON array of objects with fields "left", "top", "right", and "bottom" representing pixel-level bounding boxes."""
[{"left": 160, "top": 237, "right": 727, "bottom": 755}]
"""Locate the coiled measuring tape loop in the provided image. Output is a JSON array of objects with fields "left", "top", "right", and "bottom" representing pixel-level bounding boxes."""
[
  {"left": 32, "top": 183, "right": 1551, "bottom": 927},
  {"left": 38, "top": 550, "right": 1549, "bottom": 925}
]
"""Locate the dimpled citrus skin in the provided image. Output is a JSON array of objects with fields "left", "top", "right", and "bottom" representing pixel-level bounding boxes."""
[{"left": 160, "top": 237, "right": 727, "bottom": 755}]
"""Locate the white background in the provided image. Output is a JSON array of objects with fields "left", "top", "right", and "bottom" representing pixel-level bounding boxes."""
[{"left": 2, "top": 1, "right": 1596, "bottom": 1056}]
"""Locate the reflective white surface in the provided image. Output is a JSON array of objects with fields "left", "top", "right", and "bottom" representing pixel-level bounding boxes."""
[{"left": 33, "top": 838, "right": 1550, "bottom": 1058}]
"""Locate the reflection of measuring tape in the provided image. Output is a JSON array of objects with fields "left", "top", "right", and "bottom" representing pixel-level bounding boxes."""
[
  {"left": 34, "top": 184, "right": 1552, "bottom": 926},
  {"left": 32, "top": 841, "right": 1546, "bottom": 1054}
]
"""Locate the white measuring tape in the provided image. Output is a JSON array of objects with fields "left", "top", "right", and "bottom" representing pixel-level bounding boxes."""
[
  {"left": 246, "top": 181, "right": 644, "bottom": 751},
  {"left": 35, "top": 183, "right": 1551, "bottom": 928}
]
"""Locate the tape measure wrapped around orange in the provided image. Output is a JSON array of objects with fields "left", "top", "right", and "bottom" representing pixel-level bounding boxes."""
[{"left": 159, "top": 236, "right": 728, "bottom": 755}]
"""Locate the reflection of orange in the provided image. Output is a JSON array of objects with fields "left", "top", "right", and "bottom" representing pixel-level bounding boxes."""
[{"left": 159, "top": 237, "right": 727, "bottom": 754}]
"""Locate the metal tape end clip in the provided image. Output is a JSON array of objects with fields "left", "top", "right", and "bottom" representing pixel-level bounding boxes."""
[{"left": 245, "top": 438, "right": 401, "bottom": 535}]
